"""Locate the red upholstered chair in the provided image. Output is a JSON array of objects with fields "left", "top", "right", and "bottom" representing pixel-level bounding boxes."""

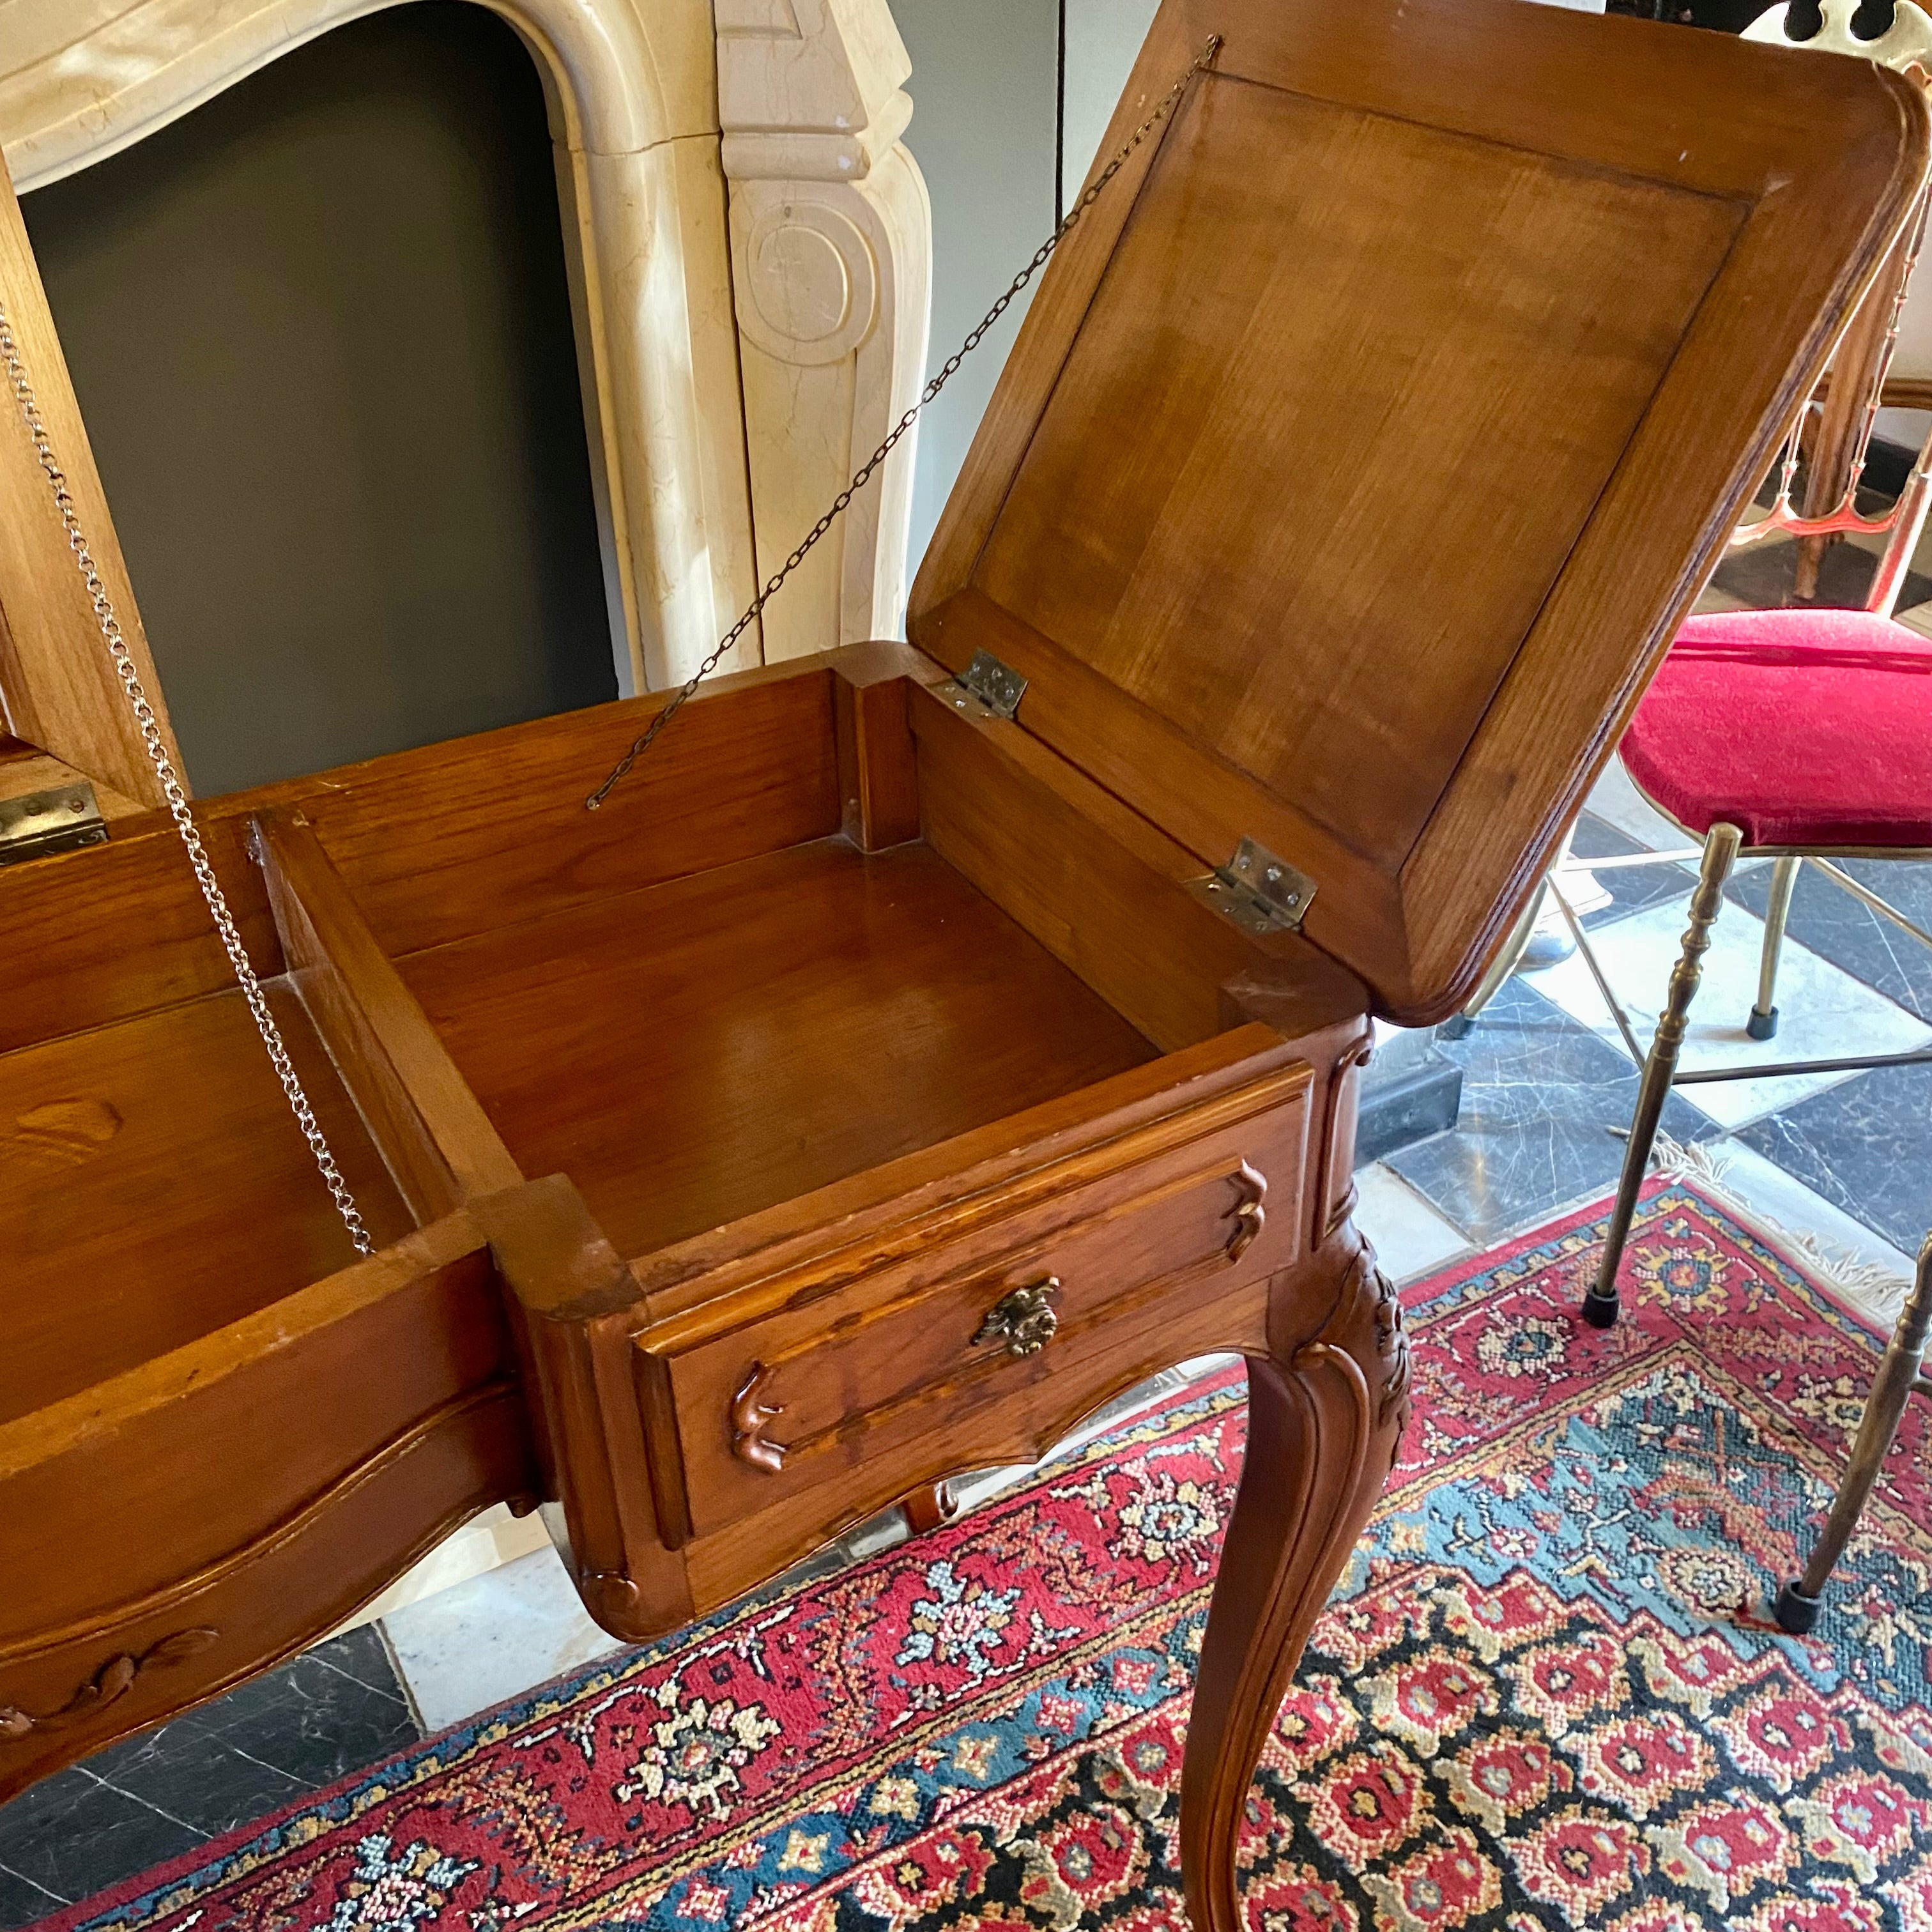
[
  {"left": 1443, "top": 0, "right": 1932, "bottom": 1637},
  {"left": 1583, "top": 425, "right": 1932, "bottom": 1636}
]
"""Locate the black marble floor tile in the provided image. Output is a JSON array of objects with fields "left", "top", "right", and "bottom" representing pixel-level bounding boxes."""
[
  {"left": 169, "top": 1632, "right": 416, "bottom": 1797},
  {"left": 1388, "top": 978, "right": 1719, "bottom": 1246},
  {"left": 0, "top": 1769, "right": 201, "bottom": 1928},
  {"left": 0, "top": 1861, "right": 66, "bottom": 1929},
  {"left": 73, "top": 1710, "right": 307, "bottom": 1844},
  {"left": 0, "top": 1626, "right": 418, "bottom": 1929},
  {"left": 306, "top": 1624, "right": 404, "bottom": 1699},
  {"left": 1735, "top": 1060, "right": 1932, "bottom": 1257},
  {"left": 1728, "top": 856, "right": 1932, "bottom": 1026},
  {"left": 1569, "top": 811, "right": 1698, "bottom": 928}
]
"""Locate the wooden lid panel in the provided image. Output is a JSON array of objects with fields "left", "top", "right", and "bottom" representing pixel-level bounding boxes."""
[
  {"left": 0, "top": 155, "right": 178, "bottom": 807},
  {"left": 910, "top": 0, "right": 1928, "bottom": 1021},
  {"left": 972, "top": 78, "right": 1742, "bottom": 870}
]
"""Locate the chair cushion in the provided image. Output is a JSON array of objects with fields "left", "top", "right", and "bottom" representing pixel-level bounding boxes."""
[{"left": 1620, "top": 606, "right": 1932, "bottom": 849}]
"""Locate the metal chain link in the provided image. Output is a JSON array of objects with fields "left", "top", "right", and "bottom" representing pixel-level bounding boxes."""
[
  {"left": 0, "top": 307, "right": 374, "bottom": 1257},
  {"left": 585, "top": 32, "right": 1222, "bottom": 810}
]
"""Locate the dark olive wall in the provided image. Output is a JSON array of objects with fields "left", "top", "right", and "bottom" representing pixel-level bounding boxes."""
[{"left": 23, "top": 2, "right": 614, "bottom": 797}]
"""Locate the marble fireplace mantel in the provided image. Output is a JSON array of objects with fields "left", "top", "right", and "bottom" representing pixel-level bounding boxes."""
[{"left": 0, "top": 0, "right": 931, "bottom": 694}]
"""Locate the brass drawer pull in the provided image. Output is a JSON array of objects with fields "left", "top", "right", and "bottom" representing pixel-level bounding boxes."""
[{"left": 972, "top": 1278, "right": 1060, "bottom": 1358}]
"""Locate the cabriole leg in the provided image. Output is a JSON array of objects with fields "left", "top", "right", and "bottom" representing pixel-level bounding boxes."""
[
  {"left": 1180, "top": 1244, "right": 1410, "bottom": 1932},
  {"left": 1583, "top": 823, "right": 1742, "bottom": 1330},
  {"left": 1749, "top": 855, "right": 1800, "bottom": 1041},
  {"left": 1775, "top": 1232, "right": 1932, "bottom": 1634}
]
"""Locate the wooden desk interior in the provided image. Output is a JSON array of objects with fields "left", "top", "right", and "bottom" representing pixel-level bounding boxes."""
[
  {"left": 0, "top": 985, "right": 410, "bottom": 1423},
  {"left": 397, "top": 837, "right": 1160, "bottom": 1257}
]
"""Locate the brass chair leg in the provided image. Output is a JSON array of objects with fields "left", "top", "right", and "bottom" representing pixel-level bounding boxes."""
[
  {"left": 1447, "top": 879, "right": 1549, "bottom": 1034},
  {"left": 1775, "top": 1231, "right": 1932, "bottom": 1634},
  {"left": 1582, "top": 824, "right": 1744, "bottom": 1330},
  {"left": 1749, "top": 855, "right": 1800, "bottom": 1041}
]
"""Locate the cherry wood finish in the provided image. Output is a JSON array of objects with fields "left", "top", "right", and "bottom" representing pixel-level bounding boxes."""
[
  {"left": 257, "top": 809, "right": 524, "bottom": 1223},
  {"left": 0, "top": 155, "right": 180, "bottom": 806},
  {"left": 0, "top": 984, "right": 411, "bottom": 1419},
  {"left": 636, "top": 1052, "right": 1312, "bottom": 1547},
  {"left": 1182, "top": 1228, "right": 1408, "bottom": 1932},
  {"left": 396, "top": 838, "right": 1160, "bottom": 1257},
  {"left": 911, "top": 0, "right": 1929, "bottom": 1023},
  {"left": 1, "top": 4, "right": 1920, "bottom": 1926},
  {"left": 0, "top": 1213, "right": 539, "bottom": 1798}
]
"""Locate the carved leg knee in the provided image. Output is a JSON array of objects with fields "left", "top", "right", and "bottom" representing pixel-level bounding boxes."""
[{"left": 1179, "top": 1241, "right": 1411, "bottom": 1932}]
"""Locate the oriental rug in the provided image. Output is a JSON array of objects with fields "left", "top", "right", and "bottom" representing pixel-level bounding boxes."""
[{"left": 41, "top": 1180, "right": 1932, "bottom": 1932}]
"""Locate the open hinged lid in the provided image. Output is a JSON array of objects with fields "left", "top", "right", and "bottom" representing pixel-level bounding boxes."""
[{"left": 909, "top": 0, "right": 1929, "bottom": 1025}]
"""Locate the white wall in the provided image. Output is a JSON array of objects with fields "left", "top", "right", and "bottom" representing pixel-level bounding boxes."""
[
  {"left": 892, "top": 0, "right": 1159, "bottom": 575},
  {"left": 891, "top": 0, "right": 1057, "bottom": 571},
  {"left": 1062, "top": 0, "right": 1162, "bottom": 209}
]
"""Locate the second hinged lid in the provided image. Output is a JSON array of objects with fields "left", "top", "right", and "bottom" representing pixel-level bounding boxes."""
[{"left": 908, "top": 0, "right": 1929, "bottom": 1025}]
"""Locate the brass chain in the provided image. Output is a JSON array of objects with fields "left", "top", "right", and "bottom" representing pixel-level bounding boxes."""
[
  {"left": 584, "top": 33, "right": 1222, "bottom": 810},
  {"left": 0, "top": 308, "right": 375, "bottom": 1257}
]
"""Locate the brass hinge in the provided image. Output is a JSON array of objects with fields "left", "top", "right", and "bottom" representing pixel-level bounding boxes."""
[
  {"left": 941, "top": 648, "right": 1027, "bottom": 721},
  {"left": 1187, "top": 836, "right": 1315, "bottom": 935},
  {"left": 0, "top": 782, "right": 107, "bottom": 866}
]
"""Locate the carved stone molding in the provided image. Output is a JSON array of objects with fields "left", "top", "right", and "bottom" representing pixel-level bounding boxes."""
[
  {"left": 0, "top": 0, "right": 929, "bottom": 696},
  {"left": 717, "top": 0, "right": 930, "bottom": 659}
]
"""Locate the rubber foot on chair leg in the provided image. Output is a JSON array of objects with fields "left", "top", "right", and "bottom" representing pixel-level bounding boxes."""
[
  {"left": 1580, "top": 1288, "right": 1620, "bottom": 1330},
  {"left": 1747, "top": 1006, "right": 1779, "bottom": 1042},
  {"left": 1439, "top": 1014, "right": 1475, "bottom": 1041},
  {"left": 1774, "top": 1579, "right": 1822, "bottom": 1634}
]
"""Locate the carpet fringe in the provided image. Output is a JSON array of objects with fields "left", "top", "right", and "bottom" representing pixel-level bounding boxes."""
[{"left": 1650, "top": 1133, "right": 1910, "bottom": 1331}]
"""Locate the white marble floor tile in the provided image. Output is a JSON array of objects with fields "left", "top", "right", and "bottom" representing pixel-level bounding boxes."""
[
  {"left": 1356, "top": 1162, "right": 1473, "bottom": 1283},
  {"left": 339, "top": 1505, "right": 551, "bottom": 1637},
  {"left": 1894, "top": 599, "right": 1932, "bottom": 641},
  {"left": 1526, "top": 900, "right": 1932, "bottom": 1128},
  {"left": 1696, "top": 1138, "right": 1917, "bottom": 1327},
  {"left": 382, "top": 1546, "right": 623, "bottom": 1734}
]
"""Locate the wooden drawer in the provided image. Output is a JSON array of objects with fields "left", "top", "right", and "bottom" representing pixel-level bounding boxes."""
[
  {"left": 634, "top": 1061, "right": 1310, "bottom": 1545},
  {"left": 0, "top": 1216, "right": 537, "bottom": 1800}
]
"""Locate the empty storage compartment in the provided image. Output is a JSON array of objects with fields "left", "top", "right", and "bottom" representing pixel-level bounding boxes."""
[
  {"left": 393, "top": 838, "right": 1162, "bottom": 1257},
  {"left": 0, "top": 982, "right": 409, "bottom": 1418},
  {"left": 0, "top": 852, "right": 535, "bottom": 1798}
]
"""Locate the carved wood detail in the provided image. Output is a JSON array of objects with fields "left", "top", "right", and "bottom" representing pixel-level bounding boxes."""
[
  {"left": 1369, "top": 1264, "right": 1412, "bottom": 1427},
  {"left": 576, "top": 1570, "right": 644, "bottom": 1628},
  {"left": 1181, "top": 1239, "right": 1413, "bottom": 1932},
  {"left": 730, "top": 1363, "right": 790, "bottom": 1475},
  {"left": 1225, "top": 1161, "right": 1267, "bottom": 1261},
  {"left": 2, "top": 1377, "right": 521, "bottom": 1664},
  {"left": 0, "top": 1628, "right": 217, "bottom": 1740}
]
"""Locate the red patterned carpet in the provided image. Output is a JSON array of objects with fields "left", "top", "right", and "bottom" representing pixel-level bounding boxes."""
[{"left": 40, "top": 1181, "right": 1932, "bottom": 1931}]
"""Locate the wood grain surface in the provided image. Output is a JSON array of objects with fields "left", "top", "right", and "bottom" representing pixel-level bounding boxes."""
[
  {"left": 1, "top": 4, "right": 1920, "bottom": 1920},
  {"left": 0, "top": 984, "right": 410, "bottom": 1422},
  {"left": 912, "top": 0, "right": 1928, "bottom": 1022},
  {"left": 397, "top": 838, "right": 1160, "bottom": 1257}
]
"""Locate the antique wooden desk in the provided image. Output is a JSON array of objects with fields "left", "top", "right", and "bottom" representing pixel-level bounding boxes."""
[{"left": 0, "top": 0, "right": 1920, "bottom": 1922}]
